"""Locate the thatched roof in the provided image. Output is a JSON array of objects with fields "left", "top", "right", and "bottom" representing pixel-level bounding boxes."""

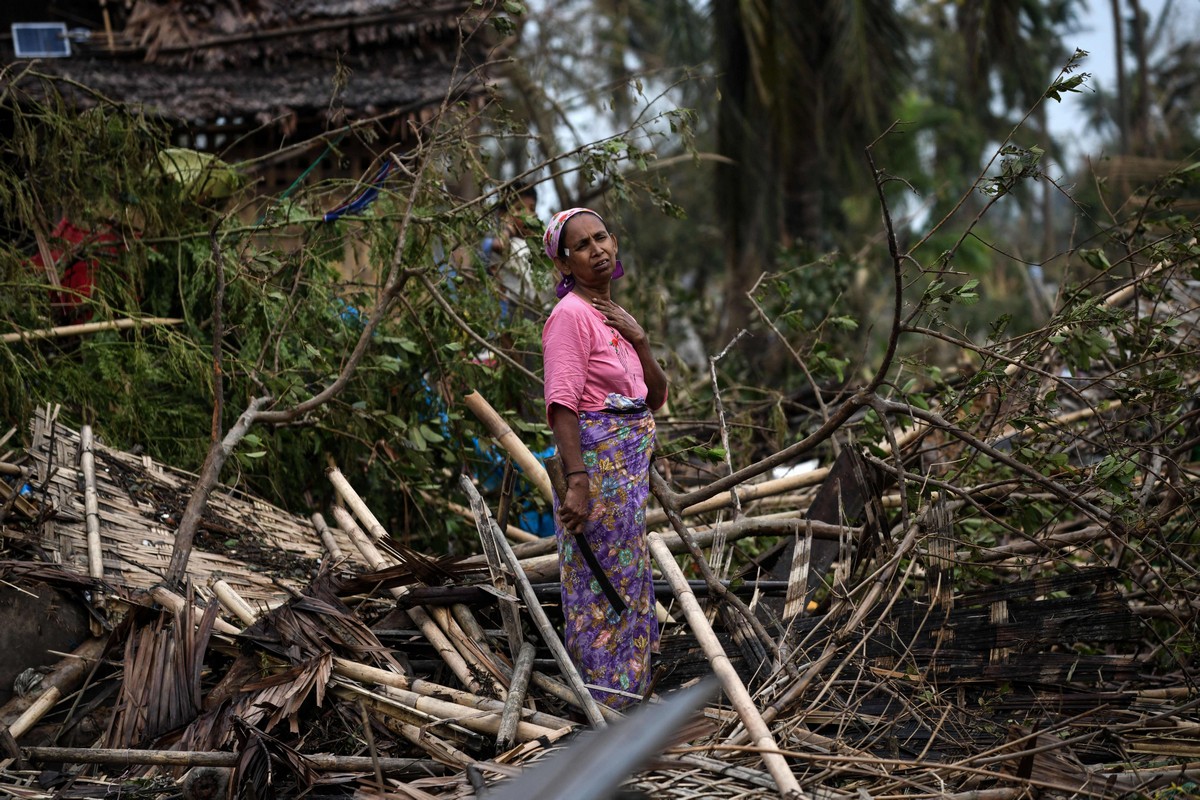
[{"left": 2, "top": 0, "right": 487, "bottom": 124}]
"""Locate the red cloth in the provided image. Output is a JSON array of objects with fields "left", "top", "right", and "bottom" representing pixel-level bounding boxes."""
[{"left": 28, "top": 218, "right": 123, "bottom": 322}]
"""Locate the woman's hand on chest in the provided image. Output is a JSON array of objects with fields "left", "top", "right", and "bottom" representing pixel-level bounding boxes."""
[{"left": 592, "top": 298, "right": 646, "bottom": 348}]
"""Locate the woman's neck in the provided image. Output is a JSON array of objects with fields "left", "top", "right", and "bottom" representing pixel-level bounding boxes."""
[{"left": 572, "top": 283, "right": 610, "bottom": 303}]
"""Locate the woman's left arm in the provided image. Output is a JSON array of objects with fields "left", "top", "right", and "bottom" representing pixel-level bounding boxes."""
[{"left": 594, "top": 299, "right": 668, "bottom": 410}]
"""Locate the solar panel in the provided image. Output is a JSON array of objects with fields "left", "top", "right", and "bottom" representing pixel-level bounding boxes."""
[{"left": 12, "top": 23, "right": 71, "bottom": 58}]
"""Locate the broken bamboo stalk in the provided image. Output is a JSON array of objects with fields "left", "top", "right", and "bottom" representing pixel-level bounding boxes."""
[
  {"left": 645, "top": 529, "right": 804, "bottom": 798},
  {"left": 527, "top": 671, "right": 623, "bottom": 724},
  {"left": 1, "top": 317, "right": 184, "bottom": 345},
  {"left": 331, "top": 505, "right": 478, "bottom": 693},
  {"left": 79, "top": 425, "right": 103, "bottom": 580},
  {"left": 496, "top": 641, "right": 537, "bottom": 752},
  {"left": 0, "top": 637, "right": 108, "bottom": 736},
  {"left": 332, "top": 658, "right": 573, "bottom": 731},
  {"left": 462, "top": 482, "right": 526, "bottom": 660},
  {"left": 449, "top": 603, "right": 514, "bottom": 694},
  {"left": 462, "top": 390, "right": 553, "bottom": 502},
  {"left": 311, "top": 511, "right": 345, "bottom": 560},
  {"left": 327, "top": 466, "right": 390, "bottom": 540},
  {"left": 21, "top": 745, "right": 446, "bottom": 773},
  {"left": 211, "top": 578, "right": 260, "bottom": 627},
  {"left": 150, "top": 585, "right": 241, "bottom": 635},
  {"left": 373, "top": 713, "right": 477, "bottom": 768},
  {"left": 458, "top": 475, "right": 606, "bottom": 728},
  {"left": 645, "top": 467, "right": 829, "bottom": 526},
  {"left": 429, "top": 604, "right": 508, "bottom": 698},
  {"left": 367, "top": 680, "right": 558, "bottom": 743},
  {"left": 453, "top": 497, "right": 540, "bottom": 543},
  {"left": 7, "top": 687, "right": 61, "bottom": 740}
]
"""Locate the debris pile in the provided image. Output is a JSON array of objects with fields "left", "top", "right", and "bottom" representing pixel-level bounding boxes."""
[{"left": 0, "top": 377, "right": 1198, "bottom": 799}]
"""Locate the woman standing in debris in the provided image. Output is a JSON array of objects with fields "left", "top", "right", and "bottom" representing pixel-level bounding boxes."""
[{"left": 541, "top": 207, "right": 668, "bottom": 709}]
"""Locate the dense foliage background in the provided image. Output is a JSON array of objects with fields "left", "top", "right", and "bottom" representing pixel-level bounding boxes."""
[{"left": 2, "top": 0, "right": 1200, "bottom": 561}]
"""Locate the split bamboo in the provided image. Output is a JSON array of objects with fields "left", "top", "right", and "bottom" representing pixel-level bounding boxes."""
[
  {"left": 496, "top": 642, "right": 536, "bottom": 752},
  {"left": 458, "top": 475, "right": 606, "bottom": 728}
]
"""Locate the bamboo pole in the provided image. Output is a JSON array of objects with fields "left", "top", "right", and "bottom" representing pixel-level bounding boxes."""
[
  {"left": 21, "top": 745, "right": 446, "bottom": 773},
  {"left": 429, "top": 605, "right": 507, "bottom": 698},
  {"left": 645, "top": 467, "right": 829, "bottom": 526},
  {"left": 1, "top": 317, "right": 183, "bottom": 344},
  {"left": 79, "top": 425, "right": 103, "bottom": 580},
  {"left": 327, "top": 467, "right": 390, "bottom": 540},
  {"left": 310, "top": 511, "right": 345, "bottom": 560},
  {"left": 458, "top": 476, "right": 606, "bottom": 728},
  {"left": 364, "top": 681, "right": 557, "bottom": 743},
  {"left": 496, "top": 642, "right": 536, "bottom": 752},
  {"left": 211, "top": 579, "right": 259, "bottom": 627},
  {"left": 646, "top": 530, "right": 803, "bottom": 798},
  {"left": 332, "top": 658, "right": 573, "bottom": 731},
  {"left": 442, "top": 495, "right": 540, "bottom": 543},
  {"left": 462, "top": 481, "right": 525, "bottom": 659},
  {"left": 7, "top": 687, "right": 61, "bottom": 740},
  {"left": 0, "top": 637, "right": 108, "bottom": 736},
  {"left": 462, "top": 391, "right": 553, "bottom": 502},
  {"left": 330, "top": 505, "right": 478, "bottom": 693},
  {"left": 150, "top": 585, "right": 241, "bottom": 635}
]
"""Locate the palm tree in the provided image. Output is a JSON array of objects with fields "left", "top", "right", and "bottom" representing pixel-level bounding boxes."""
[{"left": 711, "top": 0, "right": 910, "bottom": 343}]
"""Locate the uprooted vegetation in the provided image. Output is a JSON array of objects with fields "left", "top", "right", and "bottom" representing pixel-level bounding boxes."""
[{"left": 1, "top": 69, "right": 1199, "bottom": 798}]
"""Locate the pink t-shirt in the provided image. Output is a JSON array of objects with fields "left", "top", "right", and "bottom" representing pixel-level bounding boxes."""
[{"left": 542, "top": 292, "right": 653, "bottom": 419}]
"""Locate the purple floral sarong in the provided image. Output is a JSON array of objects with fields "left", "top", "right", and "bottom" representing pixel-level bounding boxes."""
[{"left": 555, "top": 408, "right": 658, "bottom": 709}]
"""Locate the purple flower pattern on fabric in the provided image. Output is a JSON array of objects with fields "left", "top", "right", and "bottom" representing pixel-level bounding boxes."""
[{"left": 554, "top": 408, "right": 658, "bottom": 709}]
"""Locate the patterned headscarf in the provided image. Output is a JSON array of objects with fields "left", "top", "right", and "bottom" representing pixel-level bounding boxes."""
[{"left": 542, "top": 207, "right": 624, "bottom": 298}]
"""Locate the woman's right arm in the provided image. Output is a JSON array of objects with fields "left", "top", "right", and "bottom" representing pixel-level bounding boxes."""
[{"left": 549, "top": 402, "right": 590, "bottom": 533}]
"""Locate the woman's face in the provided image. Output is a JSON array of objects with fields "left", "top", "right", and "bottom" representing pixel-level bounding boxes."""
[{"left": 557, "top": 213, "right": 619, "bottom": 289}]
